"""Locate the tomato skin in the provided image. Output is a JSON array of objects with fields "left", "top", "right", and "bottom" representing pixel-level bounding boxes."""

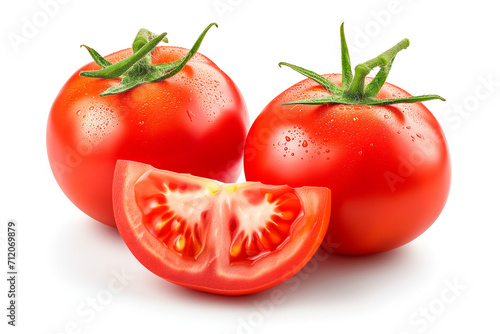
[
  {"left": 244, "top": 73, "right": 451, "bottom": 255},
  {"left": 113, "top": 160, "right": 331, "bottom": 295},
  {"left": 47, "top": 46, "right": 249, "bottom": 226}
]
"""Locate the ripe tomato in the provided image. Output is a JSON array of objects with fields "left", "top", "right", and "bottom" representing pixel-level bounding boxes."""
[
  {"left": 113, "top": 160, "right": 330, "bottom": 295},
  {"left": 47, "top": 25, "right": 248, "bottom": 226},
  {"left": 244, "top": 25, "right": 451, "bottom": 255}
]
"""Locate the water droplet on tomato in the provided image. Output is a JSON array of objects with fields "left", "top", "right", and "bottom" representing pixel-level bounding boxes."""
[
  {"left": 358, "top": 151, "right": 363, "bottom": 155},
  {"left": 406, "top": 126, "right": 411, "bottom": 129},
  {"left": 89, "top": 106, "right": 94, "bottom": 111},
  {"left": 284, "top": 147, "right": 288, "bottom": 151},
  {"left": 325, "top": 149, "right": 330, "bottom": 153},
  {"left": 76, "top": 110, "right": 81, "bottom": 116},
  {"left": 302, "top": 140, "right": 308, "bottom": 147},
  {"left": 186, "top": 109, "right": 195, "bottom": 122},
  {"left": 416, "top": 133, "right": 423, "bottom": 139},
  {"left": 291, "top": 153, "right": 295, "bottom": 156},
  {"left": 384, "top": 114, "right": 389, "bottom": 119},
  {"left": 285, "top": 136, "right": 291, "bottom": 142}
]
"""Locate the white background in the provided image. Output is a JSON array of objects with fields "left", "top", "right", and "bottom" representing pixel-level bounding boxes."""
[{"left": 1, "top": 0, "right": 499, "bottom": 333}]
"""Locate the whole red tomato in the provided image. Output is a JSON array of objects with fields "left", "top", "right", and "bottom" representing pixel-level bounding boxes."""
[
  {"left": 244, "top": 25, "right": 451, "bottom": 255},
  {"left": 47, "top": 24, "right": 249, "bottom": 226}
]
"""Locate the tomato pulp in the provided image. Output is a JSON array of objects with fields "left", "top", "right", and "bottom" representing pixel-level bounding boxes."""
[{"left": 113, "top": 160, "right": 331, "bottom": 295}]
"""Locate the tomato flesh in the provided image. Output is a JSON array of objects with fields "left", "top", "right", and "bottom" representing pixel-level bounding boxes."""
[{"left": 113, "top": 160, "right": 331, "bottom": 295}]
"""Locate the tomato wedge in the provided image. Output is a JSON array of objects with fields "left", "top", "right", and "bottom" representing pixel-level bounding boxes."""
[{"left": 113, "top": 160, "right": 331, "bottom": 295}]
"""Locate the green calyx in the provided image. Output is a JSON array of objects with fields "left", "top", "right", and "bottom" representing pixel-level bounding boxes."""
[
  {"left": 279, "top": 23, "right": 445, "bottom": 106},
  {"left": 80, "top": 23, "right": 218, "bottom": 96}
]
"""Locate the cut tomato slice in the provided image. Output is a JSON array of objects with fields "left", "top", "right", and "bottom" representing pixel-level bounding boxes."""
[{"left": 113, "top": 160, "right": 331, "bottom": 295}]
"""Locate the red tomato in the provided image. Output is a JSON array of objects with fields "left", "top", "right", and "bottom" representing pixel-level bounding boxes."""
[
  {"left": 244, "top": 73, "right": 451, "bottom": 255},
  {"left": 47, "top": 43, "right": 248, "bottom": 226},
  {"left": 113, "top": 160, "right": 330, "bottom": 295}
]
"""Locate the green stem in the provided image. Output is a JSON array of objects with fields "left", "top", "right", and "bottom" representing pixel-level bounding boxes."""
[
  {"left": 278, "top": 24, "right": 444, "bottom": 106},
  {"left": 344, "top": 38, "right": 409, "bottom": 100},
  {"left": 340, "top": 23, "right": 353, "bottom": 89},
  {"left": 278, "top": 62, "right": 342, "bottom": 95},
  {"left": 132, "top": 28, "right": 168, "bottom": 53},
  {"left": 79, "top": 23, "right": 217, "bottom": 96},
  {"left": 80, "top": 32, "right": 167, "bottom": 79},
  {"left": 152, "top": 22, "right": 218, "bottom": 82},
  {"left": 80, "top": 45, "right": 112, "bottom": 68}
]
